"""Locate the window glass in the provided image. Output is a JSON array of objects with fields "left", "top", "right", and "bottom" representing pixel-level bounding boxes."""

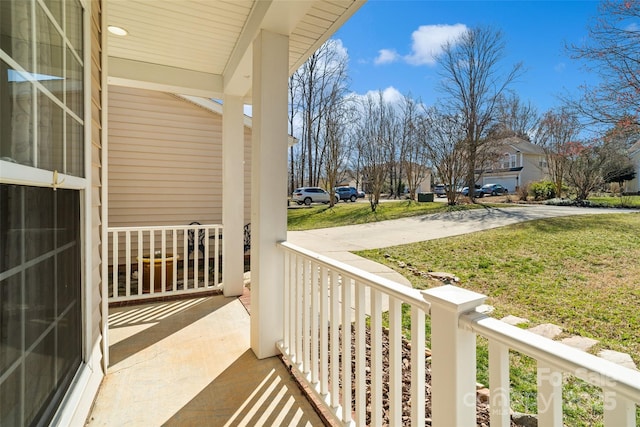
[
  {"left": 66, "top": 47, "right": 83, "bottom": 117},
  {"left": 0, "top": 1, "right": 33, "bottom": 72},
  {"left": 0, "top": 185, "right": 82, "bottom": 427},
  {"left": 36, "top": 3, "right": 64, "bottom": 102},
  {"left": 37, "top": 90, "right": 65, "bottom": 172},
  {"left": 66, "top": 0, "right": 83, "bottom": 57},
  {"left": 43, "top": 0, "right": 63, "bottom": 29}
]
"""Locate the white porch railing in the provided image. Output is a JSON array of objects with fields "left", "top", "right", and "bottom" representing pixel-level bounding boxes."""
[
  {"left": 278, "top": 241, "right": 640, "bottom": 427},
  {"left": 108, "top": 224, "right": 222, "bottom": 303}
]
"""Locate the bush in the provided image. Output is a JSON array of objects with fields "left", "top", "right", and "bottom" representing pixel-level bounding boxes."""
[
  {"left": 529, "top": 181, "right": 557, "bottom": 201},
  {"left": 516, "top": 183, "right": 530, "bottom": 201}
]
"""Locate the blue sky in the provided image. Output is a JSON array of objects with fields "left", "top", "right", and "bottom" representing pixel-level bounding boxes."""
[{"left": 332, "top": 0, "right": 602, "bottom": 114}]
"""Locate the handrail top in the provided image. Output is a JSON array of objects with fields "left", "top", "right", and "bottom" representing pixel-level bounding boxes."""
[
  {"left": 279, "top": 240, "right": 430, "bottom": 311},
  {"left": 108, "top": 224, "right": 222, "bottom": 232},
  {"left": 463, "top": 313, "right": 640, "bottom": 403}
]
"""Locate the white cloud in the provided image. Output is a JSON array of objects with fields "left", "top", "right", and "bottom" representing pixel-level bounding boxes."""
[
  {"left": 381, "top": 86, "right": 403, "bottom": 104},
  {"left": 405, "top": 24, "right": 468, "bottom": 65},
  {"left": 375, "top": 49, "right": 400, "bottom": 65}
]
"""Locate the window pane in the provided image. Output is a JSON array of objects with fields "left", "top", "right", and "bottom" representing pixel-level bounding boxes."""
[
  {"left": 36, "top": 3, "right": 64, "bottom": 101},
  {"left": 66, "top": 115, "right": 84, "bottom": 177},
  {"left": 0, "top": 1, "right": 33, "bottom": 72},
  {"left": 0, "top": 185, "right": 81, "bottom": 427},
  {"left": 0, "top": 58, "right": 35, "bottom": 167},
  {"left": 38, "top": 90, "right": 64, "bottom": 172},
  {"left": 66, "top": 0, "right": 83, "bottom": 57},
  {"left": 66, "top": 47, "right": 83, "bottom": 118},
  {"left": 43, "top": 0, "right": 63, "bottom": 29}
]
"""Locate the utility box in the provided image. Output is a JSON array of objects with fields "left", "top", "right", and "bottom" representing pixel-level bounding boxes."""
[{"left": 418, "top": 192, "right": 434, "bottom": 202}]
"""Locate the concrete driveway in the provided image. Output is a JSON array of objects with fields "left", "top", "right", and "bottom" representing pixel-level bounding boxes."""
[{"left": 287, "top": 204, "right": 638, "bottom": 285}]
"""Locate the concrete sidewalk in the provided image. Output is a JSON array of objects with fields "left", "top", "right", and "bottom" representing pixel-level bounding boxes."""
[{"left": 287, "top": 204, "right": 638, "bottom": 286}]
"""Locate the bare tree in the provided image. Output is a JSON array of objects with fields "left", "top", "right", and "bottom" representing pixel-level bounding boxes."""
[
  {"left": 533, "top": 108, "right": 582, "bottom": 197},
  {"left": 564, "top": 142, "right": 605, "bottom": 201},
  {"left": 323, "top": 85, "right": 355, "bottom": 207},
  {"left": 290, "top": 39, "right": 350, "bottom": 187},
  {"left": 438, "top": 26, "right": 524, "bottom": 198},
  {"left": 400, "top": 94, "right": 430, "bottom": 201},
  {"left": 566, "top": 0, "right": 640, "bottom": 127},
  {"left": 490, "top": 93, "right": 539, "bottom": 140},
  {"left": 357, "top": 91, "right": 395, "bottom": 212},
  {"left": 421, "top": 106, "right": 468, "bottom": 205}
]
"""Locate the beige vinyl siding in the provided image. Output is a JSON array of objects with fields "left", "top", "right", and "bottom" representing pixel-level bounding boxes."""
[
  {"left": 107, "top": 86, "right": 252, "bottom": 263},
  {"left": 91, "top": 0, "right": 103, "bottom": 351}
]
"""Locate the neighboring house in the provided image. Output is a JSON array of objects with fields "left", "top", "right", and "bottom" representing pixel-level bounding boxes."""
[
  {"left": 0, "top": 1, "right": 363, "bottom": 426},
  {"left": 478, "top": 136, "right": 549, "bottom": 192},
  {"left": 626, "top": 140, "right": 640, "bottom": 193}
]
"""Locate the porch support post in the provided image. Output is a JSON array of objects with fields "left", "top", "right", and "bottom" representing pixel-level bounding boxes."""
[
  {"left": 422, "top": 285, "right": 487, "bottom": 426},
  {"left": 250, "top": 29, "right": 289, "bottom": 359},
  {"left": 222, "top": 95, "right": 245, "bottom": 297}
]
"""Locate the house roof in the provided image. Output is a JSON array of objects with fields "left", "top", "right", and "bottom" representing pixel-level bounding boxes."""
[
  {"left": 498, "top": 136, "right": 546, "bottom": 155},
  {"left": 106, "top": 0, "right": 364, "bottom": 100}
]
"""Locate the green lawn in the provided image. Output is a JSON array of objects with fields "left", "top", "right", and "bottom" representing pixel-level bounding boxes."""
[
  {"left": 356, "top": 213, "right": 640, "bottom": 425},
  {"left": 587, "top": 194, "right": 640, "bottom": 208},
  {"left": 288, "top": 200, "right": 496, "bottom": 231}
]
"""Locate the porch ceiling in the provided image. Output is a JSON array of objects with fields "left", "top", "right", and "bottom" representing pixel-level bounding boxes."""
[{"left": 106, "top": 0, "right": 363, "bottom": 99}]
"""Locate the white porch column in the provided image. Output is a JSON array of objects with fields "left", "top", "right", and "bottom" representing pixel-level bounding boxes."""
[
  {"left": 222, "top": 95, "right": 245, "bottom": 297},
  {"left": 250, "top": 30, "right": 289, "bottom": 359},
  {"left": 422, "top": 285, "right": 487, "bottom": 427}
]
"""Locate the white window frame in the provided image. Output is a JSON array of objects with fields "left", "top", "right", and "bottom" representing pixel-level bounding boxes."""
[{"left": 0, "top": 0, "right": 95, "bottom": 424}]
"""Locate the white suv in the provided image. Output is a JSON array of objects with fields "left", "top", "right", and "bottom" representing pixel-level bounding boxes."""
[{"left": 292, "top": 187, "right": 338, "bottom": 205}]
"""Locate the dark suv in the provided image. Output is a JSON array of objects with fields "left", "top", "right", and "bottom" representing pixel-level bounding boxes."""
[{"left": 334, "top": 186, "right": 358, "bottom": 202}]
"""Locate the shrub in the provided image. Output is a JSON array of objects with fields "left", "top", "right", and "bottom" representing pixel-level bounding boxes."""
[
  {"left": 529, "top": 181, "right": 557, "bottom": 201},
  {"left": 516, "top": 183, "right": 530, "bottom": 201}
]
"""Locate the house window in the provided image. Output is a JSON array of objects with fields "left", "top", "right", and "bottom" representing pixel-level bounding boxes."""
[
  {"left": 500, "top": 153, "right": 517, "bottom": 169},
  {"left": 539, "top": 157, "right": 548, "bottom": 168},
  {"left": 1, "top": 0, "right": 85, "bottom": 425}
]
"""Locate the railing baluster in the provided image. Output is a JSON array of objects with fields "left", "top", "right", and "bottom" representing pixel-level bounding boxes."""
[
  {"left": 388, "top": 297, "right": 402, "bottom": 426},
  {"left": 214, "top": 226, "right": 220, "bottom": 286},
  {"left": 112, "top": 231, "right": 118, "bottom": 298},
  {"left": 125, "top": 231, "right": 131, "bottom": 296},
  {"left": 341, "top": 276, "right": 352, "bottom": 424},
  {"left": 137, "top": 230, "right": 143, "bottom": 295},
  {"left": 330, "top": 269, "right": 340, "bottom": 410},
  {"left": 537, "top": 361, "right": 563, "bottom": 426},
  {"left": 370, "top": 288, "right": 383, "bottom": 427},
  {"left": 182, "top": 228, "right": 188, "bottom": 288},
  {"left": 295, "top": 254, "right": 303, "bottom": 368},
  {"left": 204, "top": 227, "right": 210, "bottom": 286},
  {"left": 149, "top": 230, "right": 155, "bottom": 294},
  {"left": 354, "top": 280, "right": 366, "bottom": 426},
  {"left": 161, "top": 230, "right": 167, "bottom": 292},
  {"left": 319, "top": 265, "right": 329, "bottom": 396},
  {"left": 303, "top": 259, "right": 311, "bottom": 375},
  {"left": 283, "top": 250, "right": 291, "bottom": 353},
  {"left": 603, "top": 391, "right": 636, "bottom": 426},
  {"left": 489, "top": 340, "right": 511, "bottom": 427},
  {"left": 410, "top": 305, "right": 425, "bottom": 426},
  {"left": 311, "top": 259, "right": 319, "bottom": 385},
  {"left": 193, "top": 225, "right": 199, "bottom": 288},
  {"left": 172, "top": 229, "right": 177, "bottom": 291}
]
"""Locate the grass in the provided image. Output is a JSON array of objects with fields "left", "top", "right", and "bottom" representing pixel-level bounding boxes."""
[
  {"left": 587, "top": 194, "right": 640, "bottom": 208},
  {"left": 287, "top": 199, "right": 501, "bottom": 231},
  {"left": 356, "top": 213, "right": 640, "bottom": 425}
]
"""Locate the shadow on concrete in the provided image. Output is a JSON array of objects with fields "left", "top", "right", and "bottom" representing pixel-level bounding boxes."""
[
  {"left": 162, "top": 350, "right": 323, "bottom": 427},
  {"left": 108, "top": 296, "right": 234, "bottom": 367}
]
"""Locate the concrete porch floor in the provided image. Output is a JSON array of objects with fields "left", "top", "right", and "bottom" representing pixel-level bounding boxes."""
[{"left": 85, "top": 293, "right": 324, "bottom": 426}]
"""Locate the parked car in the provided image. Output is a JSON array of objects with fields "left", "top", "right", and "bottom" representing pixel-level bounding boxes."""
[
  {"left": 334, "top": 186, "right": 359, "bottom": 202},
  {"left": 292, "top": 187, "right": 338, "bottom": 205},
  {"left": 357, "top": 190, "right": 365, "bottom": 198},
  {"left": 480, "top": 183, "right": 508, "bottom": 196},
  {"left": 459, "top": 186, "right": 484, "bottom": 198},
  {"left": 434, "top": 184, "right": 447, "bottom": 197}
]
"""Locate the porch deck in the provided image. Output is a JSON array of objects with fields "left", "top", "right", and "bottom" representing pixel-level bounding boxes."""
[{"left": 86, "top": 292, "right": 324, "bottom": 426}]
